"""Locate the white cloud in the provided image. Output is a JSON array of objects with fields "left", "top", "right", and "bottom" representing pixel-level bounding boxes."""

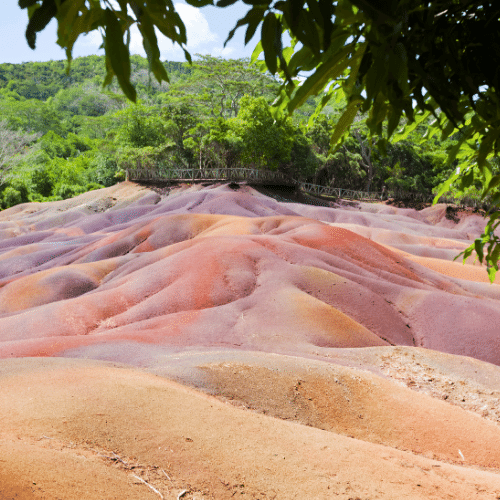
[
  {"left": 176, "top": 3, "right": 218, "bottom": 48},
  {"left": 212, "top": 45, "right": 236, "bottom": 58},
  {"left": 72, "top": 3, "right": 222, "bottom": 61},
  {"left": 129, "top": 3, "right": 220, "bottom": 60},
  {"left": 78, "top": 29, "right": 103, "bottom": 49}
]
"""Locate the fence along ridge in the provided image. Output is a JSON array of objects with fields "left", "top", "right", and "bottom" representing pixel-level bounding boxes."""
[
  {"left": 127, "top": 167, "right": 494, "bottom": 208},
  {"left": 127, "top": 167, "right": 382, "bottom": 199}
]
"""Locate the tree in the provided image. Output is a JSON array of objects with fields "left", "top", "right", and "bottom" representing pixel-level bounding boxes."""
[
  {"left": 114, "top": 104, "right": 165, "bottom": 148},
  {"left": 231, "top": 95, "right": 294, "bottom": 170},
  {"left": 351, "top": 129, "right": 376, "bottom": 193},
  {"left": 0, "top": 121, "right": 40, "bottom": 185},
  {"left": 19, "top": 0, "right": 500, "bottom": 281},
  {"left": 188, "top": 55, "right": 278, "bottom": 118}
]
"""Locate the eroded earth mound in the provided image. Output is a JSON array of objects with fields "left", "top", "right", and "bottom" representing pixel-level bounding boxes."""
[{"left": 1, "top": 181, "right": 500, "bottom": 499}]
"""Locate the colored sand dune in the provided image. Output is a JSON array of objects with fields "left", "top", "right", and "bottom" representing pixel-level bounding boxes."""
[{"left": 1, "top": 181, "right": 500, "bottom": 499}]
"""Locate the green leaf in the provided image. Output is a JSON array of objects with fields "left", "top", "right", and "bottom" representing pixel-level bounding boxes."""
[
  {"left": 329, "top": 98, "right": 362, "bottom": 151},
  {"left": 225, "top": 6, "right": 267, "bottom": 46},
  {"left": 440, "top": 119, "right": 456, "bottom": 142},
  {"left": 216, "top": 0, "right": 239, "bottom": 5},
  {"left": 137, "top": 12, "right": 170, "bottom": 84},
  {"left": 475, "top": 239, "right": 484, "bottom": 263},
  {"left": 250, "top": 40, "right": 264, "bottom": 64},
  {"left": 261, "top": 12, "right": 279, "bottom": 74},
  {"left": 433, "top": 171, "right": 459, "bottom": 204},
  {"left": 25, "top": 0, "right": 57, "bottom": 49},
  {"left": 104, "top": 10, "right": 136, "bottom": 102},
  {"left": 487, "top": 266, "right": 497, "bottom": 284},
  {"left": 287, "top": 43, "right": 356, "bottom": 113},
  {"left": 446, "top": 131, "right": 470, "bottom": 166},
  {"left": 56, "top": 0, "right": 99, "bottom": 61},
  {"left": 245, "top": 10, "right": 265, "bottom": 44},
  {"left": 287, "top": 45, "right": 315, "bottom": 74},
  {"left": 19, "top": 0, "right": 38, "bottom": 8},
  {"left": 389, "top": 42, "right": 409, "bottom": 95},
  {"left": 185, "top": 0, "right": 214, "bottom": 6},
  {"left": 386, "top": 105, "right": 403, "bottom": 139},
  {"left": 148, "top": 8, "right": 187, "bottom": 45},
  {"left": 454, "top": 245, "right": 474, "bottom": 264},
  {"left": 482, "top": 175, "right": 500, "bottom": 199},
  {"left": 460, "top": 169, "right": 474, "bottom": 189},
  {"left": 393, "top": 110, "right": 431, "bottom": 142},
  {"left": 484, "top": 213, "right": 500, "bottom": 235},
  {"left": 477, "top": 130, "right": 500, "bottom": 168},
  {"left": 307, "top": 87, "right": 335, "bottom": 127},
  {"left": 294, "top": 10, "right": 321, "bottom": 56},
  {"left": 478, "top": 163, "right": 493, "bottom": 188},
  {"left": 490, "top": 243, "right": 500, "bottom": 268}
]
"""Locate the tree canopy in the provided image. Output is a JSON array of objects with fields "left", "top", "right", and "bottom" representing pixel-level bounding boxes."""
[{"left": 19, "top": 0, "right": 500, "bottom": 281}]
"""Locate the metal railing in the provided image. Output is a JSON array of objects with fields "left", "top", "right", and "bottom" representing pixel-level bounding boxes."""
[
  {"left": 129, "top": 167, "right": 496, "bottom": 207},
  {"left": 127, "top": 167, "right": 385, "bottom": 200},
  {"left": 127, "top": 167, "right": 294, "bottom": 184},
  {"left": 298, "top": 182, "right": 382, "bottom": 200}
]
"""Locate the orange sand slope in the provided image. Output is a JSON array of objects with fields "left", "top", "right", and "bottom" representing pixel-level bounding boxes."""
[
  {"left": 1, "top": 182, "right": 500, "bottom": 498},
  {"left": 1, "top": 357, "right": 500, "bottom": 500}
]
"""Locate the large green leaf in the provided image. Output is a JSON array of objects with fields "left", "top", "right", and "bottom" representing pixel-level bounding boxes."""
[
  {"left": 250, "top": 40, "right": 264, "bottom": 64},
  {"left": 287, "top": 45, "right": 354, "bottom": 113},
  {"left": 148, "top": 7, "right": 187, "bottom": 45},
  {"left": 56, "top": 0, "right": 101, "bottom": 62},
  {"left": 459, "top": 168, "right": 474, "bottom": 190},
  {"left": 216, "top": 0, "right": 239, "bottom": 6},
  {"left": 482, "top": 175, "right": 500, "bottom": 199},
  {"left": 487, "top": 265, "right": 497, "bottom": 284},
  {"left": 104, "top": 9, "right": 136, "bottom": 102},
  {"left": 329, "top": 98, "right": 362, "bottom": 151},
  {"left": 432, "top": 170, "right": 460, "bottom": 205},
  {"left": 19, "top": 0, "right": 38, "bottom": 8},
  {"left": 475, "top": 239, "right": 484, "bottom": 264},
  {"left": 287, "top": 45, "right": 316, "bottom": 74},
  {"left": 25, "top": 0, "right": 57, "bottom": 49},
  {"left": 225, "top": 7, "right": 267, "bottom": 46},
  {"left": 185, "top": 0, "right": 214, "bottom": 6},
  {"left": 138, "top": 13, "right": 170, "bottom": 84},
  {"left": 261, "top": 12, "right": 279, "bottom": 74}
]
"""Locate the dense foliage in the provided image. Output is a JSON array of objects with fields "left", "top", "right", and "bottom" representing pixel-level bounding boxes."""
[
  {"left": 0, "top": 54, "right": 467, "bottom": 204},
  {"left": 0, "top": 54, "right": 462, "bottom": 212}
]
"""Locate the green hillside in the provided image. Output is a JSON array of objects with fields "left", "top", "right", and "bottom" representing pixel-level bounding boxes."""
[{"left": 0, "top": 54, "right": 479, "bottom": 210}]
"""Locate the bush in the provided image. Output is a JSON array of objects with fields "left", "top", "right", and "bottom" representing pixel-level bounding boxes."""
[
  {"left": 31, "top": 168, "right": 54, "bottom": 197},
  {"left": 90, "top": 153, "right": 119, "bottom": 187},
  {"left": 2, "top": 187, "right": 23, "bottom": 208},
  {"left": 114, "top": 169, "right": 126, "bottom": 182},
  {"left": 85, "top": 182, "right": 105, "bottom": 191},
  {"left": 8, "top": 179, "right": 30, "bottom": 203},
  {"left": 29, "top": 193, "right": 45, "bottom": 202},
  {"left": 55, "top": 184, "right": 86, "bottom": 199}
]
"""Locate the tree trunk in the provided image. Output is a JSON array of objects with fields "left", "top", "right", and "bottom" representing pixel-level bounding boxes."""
[{"left": 353, "top": 130, "right": 375, "bottom": 193}]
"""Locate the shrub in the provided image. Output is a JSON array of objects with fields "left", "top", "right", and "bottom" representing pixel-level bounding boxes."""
[
  {"left": 8, "top": 179, "right": 30, "bottom": 203},
  {"left": 2, "top": 187, "right": 23, "bottom": 208},
  {"left": 85, "top": 182, "right": 105, "bottom": 191},
  {"left": 56, "top": 184, "right": 86, "bottom": 199},
  {"left": 31, "top": 168, "right": 54, "bottom": 197}
]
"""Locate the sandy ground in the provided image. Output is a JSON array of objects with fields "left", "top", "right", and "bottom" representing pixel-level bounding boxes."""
[{"left": 1, "top": 181, "right": 500, "bottom": 499}]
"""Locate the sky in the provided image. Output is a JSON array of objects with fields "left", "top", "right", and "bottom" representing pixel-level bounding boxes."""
[{"left": 1, "top": 1, "right": 261, "bottom": 64}]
